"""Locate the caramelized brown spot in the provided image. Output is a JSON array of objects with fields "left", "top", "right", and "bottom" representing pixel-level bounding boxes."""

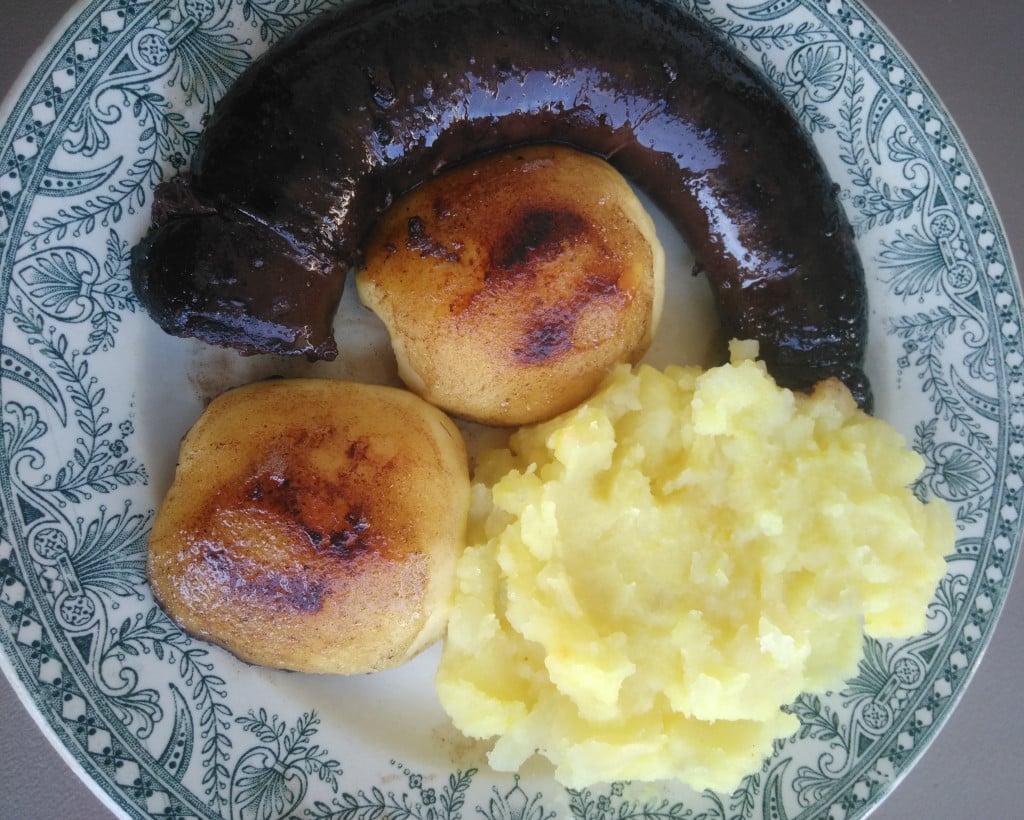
[
  {"left": 346, "top": 436, "right": 369, "bottom": 461},
  {"left": 323, "top": 510, "right": 373, "bottom": 557},
  {"left": 514, "top": 273, "right": 624, "bottom": 364},
  {"left": 199, "top": 546, "right": 327, "bottom": 613},
  {"left": 406, "top": 215, "right": 460, "bottom": 262},
  {"left": 515, "top": 313, "right": 574, "bottom": 362},
  {"left": 237, "top": 467, "right": 388, "bottom": 559},
  {"left": 184, "top": 433, "right": 404, "bottom": 616},
  {"left": 491, "top": 208, "right": 588, "bottom": 271},
  {"left": 432, "top": 196, "right": 454, "bottom": 219}
]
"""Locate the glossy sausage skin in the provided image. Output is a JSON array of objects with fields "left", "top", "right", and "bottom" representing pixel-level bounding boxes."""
[{"left": 130, "top": 0, "right": 870, "bottom": 406}]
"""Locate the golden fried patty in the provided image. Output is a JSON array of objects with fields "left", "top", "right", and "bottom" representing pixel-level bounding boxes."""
[
  {"left": 357, "top": 144, "right": 665, "bottom": 426},
  {"left": 147, "top": 379, "right": 470, "bottom": 674}
]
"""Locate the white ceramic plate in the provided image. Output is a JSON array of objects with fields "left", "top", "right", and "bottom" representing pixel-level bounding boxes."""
[{"left": 1, "top": 1, "right": 1020, "bottom": 818}]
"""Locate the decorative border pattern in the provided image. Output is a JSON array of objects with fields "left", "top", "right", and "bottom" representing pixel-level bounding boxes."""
[{"left": 0, "top": 1, "right": 1020, "bottom": 819}]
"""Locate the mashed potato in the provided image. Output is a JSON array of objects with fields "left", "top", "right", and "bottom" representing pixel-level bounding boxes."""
[{"left": 435, "top": 341, "right": 953, "bottom": 791}]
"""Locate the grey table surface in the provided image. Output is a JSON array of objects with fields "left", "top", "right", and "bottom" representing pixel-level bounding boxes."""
[{"left": 1, "top": 1, "right": 1022, "bottom": 818}]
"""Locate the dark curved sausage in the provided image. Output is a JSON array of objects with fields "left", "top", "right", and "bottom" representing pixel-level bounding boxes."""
[{"left": 130, "top": 0, "right": 870, "bottom": 406}]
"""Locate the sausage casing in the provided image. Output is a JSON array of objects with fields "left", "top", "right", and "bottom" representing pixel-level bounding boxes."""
[{"left": 130, "top": 0, "right": 870, "bottom": 404}]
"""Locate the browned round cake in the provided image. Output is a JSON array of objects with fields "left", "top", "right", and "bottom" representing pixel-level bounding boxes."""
[
  {"left": 146, "top": 379, "right": 470, "bottom": 674},
  {"left": 357, "top": 145, "right": 665, "bottom": 426}
]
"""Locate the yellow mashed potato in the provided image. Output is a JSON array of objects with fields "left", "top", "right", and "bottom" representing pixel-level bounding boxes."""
[{"left": 436, "top": 341, "right": 953, "bottom": 791}]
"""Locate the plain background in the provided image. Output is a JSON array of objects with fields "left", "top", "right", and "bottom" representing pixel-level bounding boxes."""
[{"left": 1, "top": 1, "right": 1021, "bottom": 818}]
